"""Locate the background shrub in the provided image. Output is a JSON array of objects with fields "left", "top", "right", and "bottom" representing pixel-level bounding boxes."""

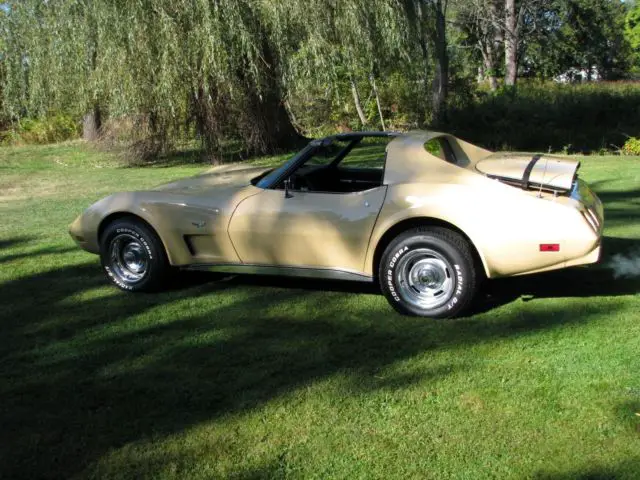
[
  {"left": 1, "top": 115, "right": 80, "bottom": 146},
  {"left": 285, "top": 80, "right": 640, "bottom": 155},
  {"left": 444, "top": 81, "right": 640, "bottom": 153},
  {"left": 621, "top": 136, "right": 640, "bottom": 155}
]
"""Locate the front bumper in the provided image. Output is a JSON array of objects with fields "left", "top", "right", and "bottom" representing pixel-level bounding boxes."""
[{"left": 69, "top": 215, "right": 99, "bottom": 254}]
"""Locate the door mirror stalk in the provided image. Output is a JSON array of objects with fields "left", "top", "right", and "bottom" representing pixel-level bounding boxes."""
[{"left": 284, "top": 178, "right": 293, "bottom": 198}]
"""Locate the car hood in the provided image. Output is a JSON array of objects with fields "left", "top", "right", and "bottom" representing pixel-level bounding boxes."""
[
  {"left": 475, "top": 152, "right": 580, "bottom": 192},
  {"left": 152, "top": 165, "right": 271, "bottom": 195}
]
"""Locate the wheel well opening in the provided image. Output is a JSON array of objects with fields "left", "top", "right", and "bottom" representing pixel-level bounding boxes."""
[
  {"left": 98, "top": 212, "right": 156, "bottom": 243},
  {"left": 372, "top": 217, "right": 486, "bottom": 279},
  {"left": 98, "top": 212, "right": 175, "bottom": 267}
]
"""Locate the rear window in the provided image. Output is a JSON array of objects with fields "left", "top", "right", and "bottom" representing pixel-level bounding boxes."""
[{"left": 425, "top": 137, "right": 457, "bottom": 164}]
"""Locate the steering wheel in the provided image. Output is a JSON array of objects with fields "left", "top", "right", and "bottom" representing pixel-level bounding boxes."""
[{"left": 291, "top": 173, "right": 314, "bottom": 191}]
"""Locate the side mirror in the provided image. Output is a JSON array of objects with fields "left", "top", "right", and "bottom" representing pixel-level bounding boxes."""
[{"left": 284, "top": 177, "right": 293, "bottom": 198}]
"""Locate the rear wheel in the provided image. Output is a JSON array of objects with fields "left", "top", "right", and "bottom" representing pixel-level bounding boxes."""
[
  {"left": 379, "top": 227, "right": 478, "bottom": 318},
  {"left": 99, "top": 217, "right": 170, "bottom": 292}
]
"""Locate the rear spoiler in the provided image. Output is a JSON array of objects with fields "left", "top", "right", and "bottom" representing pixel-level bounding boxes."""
[{"left": 476, "top": 153, "right": 581, "bottom": 193}]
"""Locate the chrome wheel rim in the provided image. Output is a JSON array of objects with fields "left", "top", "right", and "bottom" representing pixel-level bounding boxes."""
[
  {"left": 109, "top": 233, "right": 149, "bottom": 284},
  {"left": 395, "top": 248, "right": 455, "bottom": 310}
]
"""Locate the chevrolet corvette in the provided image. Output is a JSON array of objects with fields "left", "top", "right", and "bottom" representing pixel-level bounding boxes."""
[{"left": 69, "top": 131, "right": 603, "bottom": 318}]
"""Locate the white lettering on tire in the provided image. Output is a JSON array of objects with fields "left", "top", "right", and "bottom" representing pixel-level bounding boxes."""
[
  {"left": 387, "top": 246, "right": 409, "bottom": 302},
  {"left": 104, "top": 264, "right": 134, "bottom": 290},
  {"left": 115, "top": 227, "right": 154, "bottom": 259},
  {"left": 447, "top": 264, "right": 464, "bottom": 310}
]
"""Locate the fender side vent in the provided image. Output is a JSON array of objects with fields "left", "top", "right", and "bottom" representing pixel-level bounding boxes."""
[{"left": 184, "top": 235, "right": 197, "bottom": 256}]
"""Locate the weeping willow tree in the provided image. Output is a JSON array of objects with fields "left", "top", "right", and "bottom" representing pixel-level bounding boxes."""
[
  {"left": 261, "top": 0, "right": 418, "bottom": 132},
  {"left": 2, "top": 0, "right": 306, "bottom": 159},
  {"left": 2, "top": 1, "right": 95, "bottom": 121},
  {"left": 1, "top": 0, "right": 415, "bottom": 158}
]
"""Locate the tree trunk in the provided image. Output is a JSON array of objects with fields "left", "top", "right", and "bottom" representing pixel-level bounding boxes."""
[
  {"left": 418, "top": 29, "right": 430, "bottom": 124},
  {"left": 251, "top": 90, "right": 305, "bottom": 154},
  {"left": 284, "top": 99, "right": 302, "bottom": 131},
  {"left": 488, "top": 71, "right": 498, "bottom": 92},
  {"left": 200, "top": 35, "right": 305, "bottom": 161},
  {"left": 82, "top": 106, "right": 102, "bottom": 141},
  {"left": 489, "top": 0, "right": 503, "bottom": 91},
  {"left": 199, "top": 83, "right": 303, "bottom": 162},
  {"left": 431, "top": 0, "right": 448, "bottom": 127},
  {"left": 83, "top": 24, "right": 102, "bottom": 142},
  {"left": 369, "top": 75, "right": 386, "bottom": 131},
  {"left": 480, "top": 42, "right": 498, "bottom": 91},
  {"left": 240, "top": 37, "right": 305, "bottom": 156},
  {"left": 350, "top": 79, "right": 368, "bottom": 127},
  {"left": 504, "top": 0, "right": 518, "bottom": 87}
]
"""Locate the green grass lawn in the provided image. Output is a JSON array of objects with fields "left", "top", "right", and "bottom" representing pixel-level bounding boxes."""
[{"left": 1, "top": 142, "right": 639, "bottom": 479}]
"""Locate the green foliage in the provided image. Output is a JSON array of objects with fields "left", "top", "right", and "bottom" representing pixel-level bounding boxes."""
[
  {"left": 621, "top": 137, "right": 640, "bottom": 155},
  {"left": 291, "top": 78, "right": 640, "bottom": 154},
  {"left": 625, "top": 3, "right": 640, "bottom": 72},
  {"left": 288, "top": 70, "right": 422, "bottom": 138},
  {"left": 625, "top": 2, "right": 640, "bottom": 49},
  {"left": 1, "top": 0, "right": 639, "bottom": 157},
  {"left": 1, "top": 115, "right": 80, "bottom": 145},
  {"left": 271, "top": 1, "right": 404, "bottom": 85},
  {"left": 2, "top": 0, "right": 294, "bottom": 157},
  {"left": 445, "top": 81, "right": 640, "bottom": 152},
  {"left": 1, "top": 0, "right": 405, "bottom": 158},
  {"left": 524, "top": 0, "right": 632, "bottom": 80}
]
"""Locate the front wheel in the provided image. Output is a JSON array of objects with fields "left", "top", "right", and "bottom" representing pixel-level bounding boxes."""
[
  {"left": 379, "top": 227, "right": 478, "bottom": 318},
  {"left": 99, "top": 217, "right": 170, "bottom": 292}
]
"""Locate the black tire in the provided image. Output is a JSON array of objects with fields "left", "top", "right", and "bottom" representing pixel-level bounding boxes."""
[
  {"left": 378, "top": 227, "right": 478, "bottom": 318},
  {"left": 99, "top": 217, "right": 170, "bottom": 292}
]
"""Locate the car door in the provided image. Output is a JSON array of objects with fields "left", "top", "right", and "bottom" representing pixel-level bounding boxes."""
[{"left": 227, "top": 186, "right": 387, "bottom": 273}]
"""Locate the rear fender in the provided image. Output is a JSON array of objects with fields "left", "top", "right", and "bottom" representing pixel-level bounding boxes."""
[{"left": 367, "top": 182, "right": 581, "bottom": 278}]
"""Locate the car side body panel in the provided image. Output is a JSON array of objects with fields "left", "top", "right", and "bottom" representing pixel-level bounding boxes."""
[
  {"left": 227, "top": 186, "right": 387, "bottom": 272},
  {"left": 70, "top": 130, "right": 603, "bottom": 282}
]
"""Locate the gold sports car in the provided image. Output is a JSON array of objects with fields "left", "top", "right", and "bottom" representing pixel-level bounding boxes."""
[{"left": 70, "top": 131, "right": 603, "bottom": 318}]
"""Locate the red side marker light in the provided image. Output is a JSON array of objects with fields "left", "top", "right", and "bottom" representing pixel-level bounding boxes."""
[{"left": 540, "top": 244, "right": 560, "bottom": 252}]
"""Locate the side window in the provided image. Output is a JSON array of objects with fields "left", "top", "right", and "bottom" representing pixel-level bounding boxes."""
[
  {"left": 339, "top": 137, "right": 389, "bottom": 169},
  {"left": 306, "top": 140, "right": 350, "bottom": 166},
  {"left": 280, "top": 136, "right": 392, "bottom": 194},
  {"left": 425, "top": 137, "right": 457, "bottom": 164}
]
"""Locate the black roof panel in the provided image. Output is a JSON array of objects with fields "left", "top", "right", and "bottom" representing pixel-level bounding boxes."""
[
  {"left": 309, "top": 131, "right": 402, "bottom": 147},
  {"left": 333, "top": 131, "right": 402, "bottom": 141}
]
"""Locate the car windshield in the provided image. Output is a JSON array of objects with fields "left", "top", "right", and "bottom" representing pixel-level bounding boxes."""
[
  {"left": 255, "top": 140, "right": 353, "bottom": 188},
  {"left": 253, "top": 144, "right": 314, "bottom": 188}
]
